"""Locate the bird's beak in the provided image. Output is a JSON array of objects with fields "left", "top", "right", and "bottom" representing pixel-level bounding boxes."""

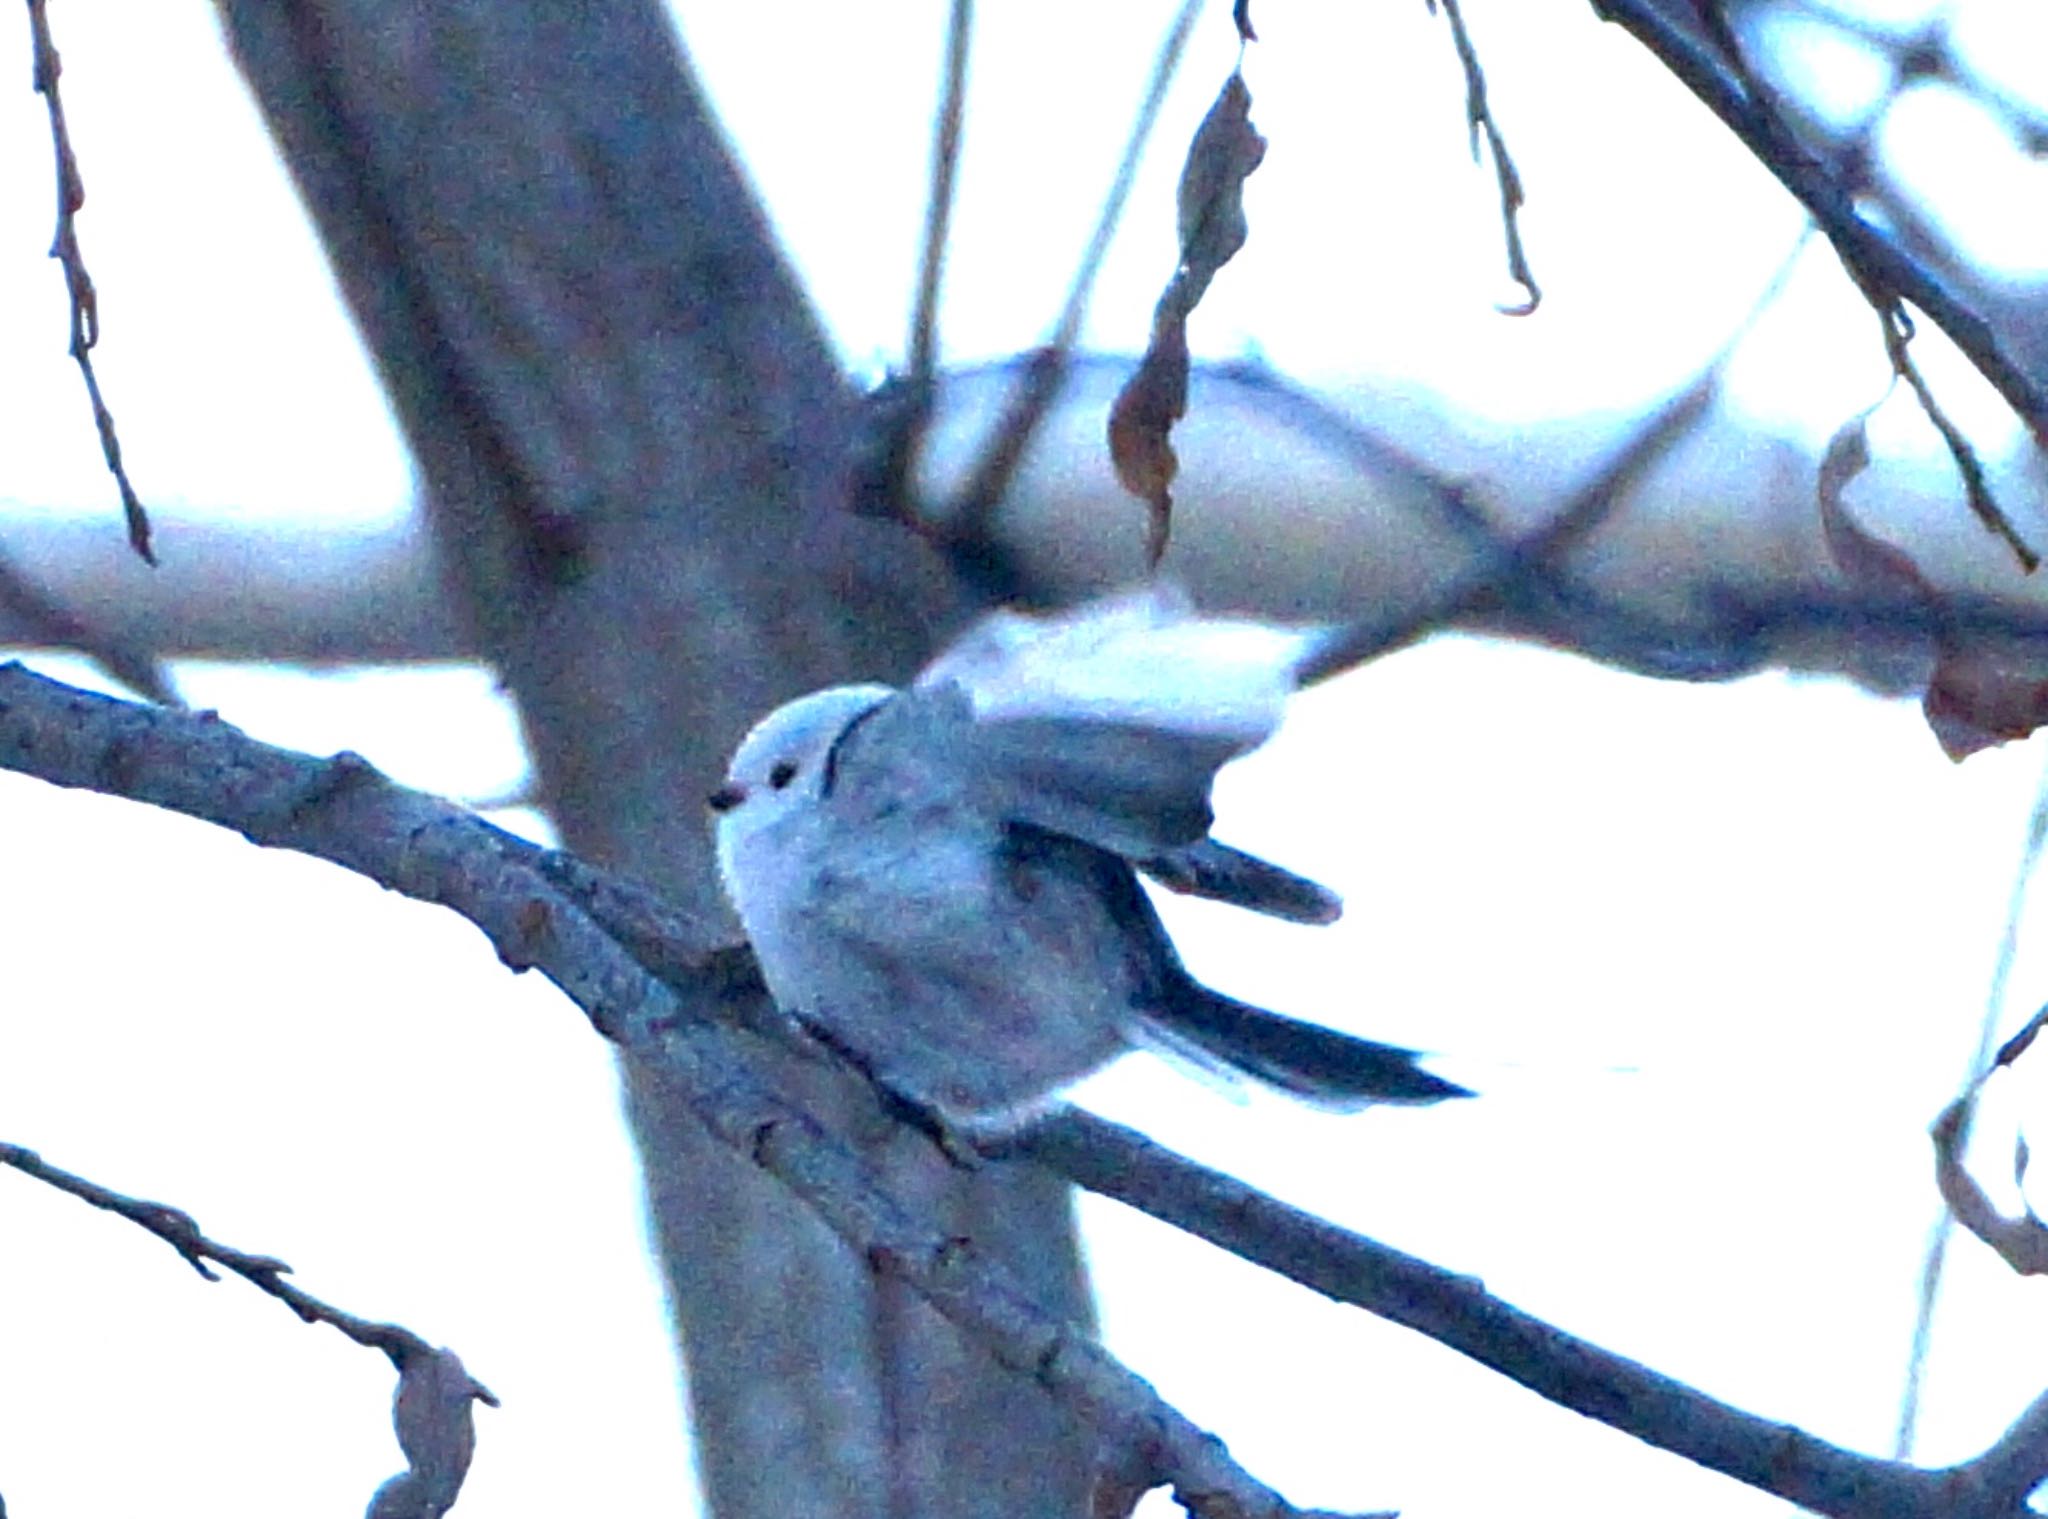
[{"left": 706, "top": 783, "right": 747, "bottom": 813}]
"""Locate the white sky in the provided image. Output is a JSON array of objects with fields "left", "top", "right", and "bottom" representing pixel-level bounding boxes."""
[{"left": 2, "top": 3, "right": 2047, "bottom": 1517}]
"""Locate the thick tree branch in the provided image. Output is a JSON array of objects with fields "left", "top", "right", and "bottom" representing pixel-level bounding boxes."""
[
  {"left": 0, "top": 513, "right": 455, "bottom": 663},
  {"left": 0, "top": 661, "right": 1335, "bottom": 1519},
  {"left": 10, "top": 660, "right": 2048, "bottom": 1517}
]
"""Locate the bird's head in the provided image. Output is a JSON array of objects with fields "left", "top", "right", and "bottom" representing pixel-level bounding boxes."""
[{"left": 709, "top": 683, "right": 895, "bottom": 838}]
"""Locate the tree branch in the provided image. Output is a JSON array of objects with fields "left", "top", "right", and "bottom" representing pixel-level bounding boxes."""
[
  {"left": 0, "top": 660, "right": 1339, "bottom": 1519},
  {"left": 1591, "top": 0, "right": 2046, "bottom": 566},
  {"left": 1014, "top": 1111, "right": 2048, "bottom": 1519},
  {"left": 11, "top": 659, "right": 2048, "bottom": 1516},
  {"left": 0, "top": 1140, "right": 497, "bottom": 1518}
]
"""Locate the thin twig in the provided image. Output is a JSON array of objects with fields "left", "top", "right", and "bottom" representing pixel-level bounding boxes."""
[
  {"left": 1897, "top": 754, "right": 2048, "bottom": 1458},
  {"left": 1299, "top": 231, "right": 1808, "bottom": 686},
  {"left": 1687, "top": 1, "right": 2034, "bottom": 571},
  {"left": 853, "top": 0, "right": 976, "bottom": 530},
  {"left": 1591, "top": 0, "right": 2043, "bottom": 567},
  {"left": 0, "top": 1141, "right": 476, "bottom": 1369},
  {"left": 1432, "top": 0, "right": 1539, "bottom": 313},
  {"left": 944, "top": 0, "right": 1203, "bottom": 554},
  {"left": 1879, "top": 309, "right": 2031, "bottom": 568},
  {"left": 24, "top": 0, "right": 156, "bottom": 566},
  {"left": 907, "top": 0, "right": 972, "bottom": 389}
]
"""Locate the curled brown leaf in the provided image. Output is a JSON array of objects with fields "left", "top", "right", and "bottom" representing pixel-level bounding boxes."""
[
  {"left": 1932, "top": 1094, "right": 2048, "bottom": 1278},
  {"left": 1107, "top": 70, "right": 1265, "bottom": 568},
  {"left": 1815, "top": 414, "right": 2048, "bottom": 760},
  {"left": 368, "top": 1345, "right": 498, "bottom": 1519}
]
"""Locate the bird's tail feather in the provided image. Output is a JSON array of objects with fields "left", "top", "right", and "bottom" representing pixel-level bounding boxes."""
[{"left": 1140, "top": 978, "right": 1470, "bottom": 1106}]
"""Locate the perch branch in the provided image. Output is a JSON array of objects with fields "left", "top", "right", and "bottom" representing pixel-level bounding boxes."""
[
  {"left": 10, "top": 662, "right": 2048, "bottom": 1514},
  {"left": 0, "top": 661, "right": 1340, "bottom": 1519}
]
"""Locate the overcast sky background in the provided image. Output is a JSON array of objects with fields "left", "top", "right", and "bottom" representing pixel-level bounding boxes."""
[{"left": 3, "top": 3, "right": 2048, "bottom": 1516}]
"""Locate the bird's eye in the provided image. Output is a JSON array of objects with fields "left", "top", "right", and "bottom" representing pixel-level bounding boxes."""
[{"left": 768, "top": 760, "right": 799, "bottom": 790}]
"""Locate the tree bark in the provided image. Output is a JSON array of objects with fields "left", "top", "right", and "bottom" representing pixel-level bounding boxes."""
[{"left": 211, "top": 4, "right": 1094, "bottom": 1515}]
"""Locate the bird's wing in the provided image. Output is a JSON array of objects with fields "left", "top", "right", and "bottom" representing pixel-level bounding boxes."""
[{"left": 900, "top": 583, "right": 1319, "bottom": 861}]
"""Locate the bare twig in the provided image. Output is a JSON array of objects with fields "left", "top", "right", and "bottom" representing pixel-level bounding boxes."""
[
  {"left": 853, "top": 1, "right": 976, "bottom": 531},
  {"left": 0, "top": 1140, "right": 497, "bottom": 1516},
  {"left": 1712, "top": 1, "right": 2036, "bottom": 573},
  {"left": 944, "top": 0, "right": 1203, "bottom": 556},
  {"left": 1298, "top": 227, "right": 1813, "bottom": 686},
  {"left": 24, "top": 0, "right": 156, "bottom": 566},
  {"left": 1878, "top": 310, "right": 2031, "bottom": 567},
  {"left": 1899, "top": 758, "right": 2048, "bottom": 1455},
  {"left": 1431, "top": 0, "right": 1539, "bottom": 313},
  {"left": 908, "top": 0, "right": 972, "bottom": 390},
  {"left": 1591, "top": 0, "right": 2044, "bottom": 567},
  {"left": 0, "top": 1140, "right": 475, "bottom": 1364}
]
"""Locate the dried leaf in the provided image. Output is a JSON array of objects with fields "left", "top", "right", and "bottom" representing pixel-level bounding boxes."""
[
  {"left": 1923, "top": 652, "right": 2048, "bottom": 762},
  {"left": 368, "top": 1346, "right": 497, "bottom": 1519},
  {"left": 1814, "top": 413, "right": 2048, "bottom": 760},
  {"left": 1232, "top": 0, "right": 1256, "bottom": 44},
  {"left": 1815, "top": 415, "right": 1934, "bottom": 601},
  {"left": 1932, "top": 1095, "right": 2048, "bottom": 1277},
  {"left": 1107, "top": 315, "right": 1189, "bottom": 567},
  {"left": 1175, "top": 72, "right": 1266, "bottom": 311},
  {"left": 1106, "top": 70, "right": 1264, "bottom": 567}
]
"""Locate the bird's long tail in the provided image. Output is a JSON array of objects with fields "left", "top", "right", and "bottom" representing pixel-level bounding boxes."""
[{"left": 1140, "top": 978, "right": 1470, "bottom": 1106}]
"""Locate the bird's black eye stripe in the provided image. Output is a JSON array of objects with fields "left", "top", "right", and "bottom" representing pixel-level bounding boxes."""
[
  {"left": 819, "top": 697, "right": 891, "bottom": 799},
  {"left": 768, "top": 760, "right": 799, "bottom": 790}
]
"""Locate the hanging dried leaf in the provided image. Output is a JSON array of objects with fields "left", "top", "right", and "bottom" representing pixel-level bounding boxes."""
[
  {"left": 1175, "top": 71, "right": 1266, "bottom": 311},
  {"left": 1107, "top": 70, "right": 1265, "bottom": 567},
  {"left": 1815, "top": 414, "right": 2048, "bottom": 761},
  {"left": 1923, "top": 654, "right": 2048, "bottom": 762},
  {"left": 1816, "top": 416, "right": 1933, "bottom": 600},
  {"left": 368, "top": 1346, "right": 498, "bottom": 1519},
  {"left": 1932, "top": 1094, "right": 2048, "bottom": 1277},
  {"left": 1107, "top": 315, "right": 1189, "bottom": 566}
]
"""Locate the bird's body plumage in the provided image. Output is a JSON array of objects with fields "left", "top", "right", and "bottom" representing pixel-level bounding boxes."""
[{"left": 711, "top": 587, "right": 1466, "bottom": 1134}]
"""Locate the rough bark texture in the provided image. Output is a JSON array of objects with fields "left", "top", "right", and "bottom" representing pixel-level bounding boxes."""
[{"left": 211, "top": 5, "right": 1094, "bottom": 1515}]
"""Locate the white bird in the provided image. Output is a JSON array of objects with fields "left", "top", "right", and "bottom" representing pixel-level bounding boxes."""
[{"left": 709, "top": 584, "right": 1467, "bottom": 1137}]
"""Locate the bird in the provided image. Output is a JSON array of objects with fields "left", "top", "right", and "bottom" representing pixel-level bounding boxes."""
[{"left": 708, "top": 583, "right": 1468, "bottom": 1138}]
